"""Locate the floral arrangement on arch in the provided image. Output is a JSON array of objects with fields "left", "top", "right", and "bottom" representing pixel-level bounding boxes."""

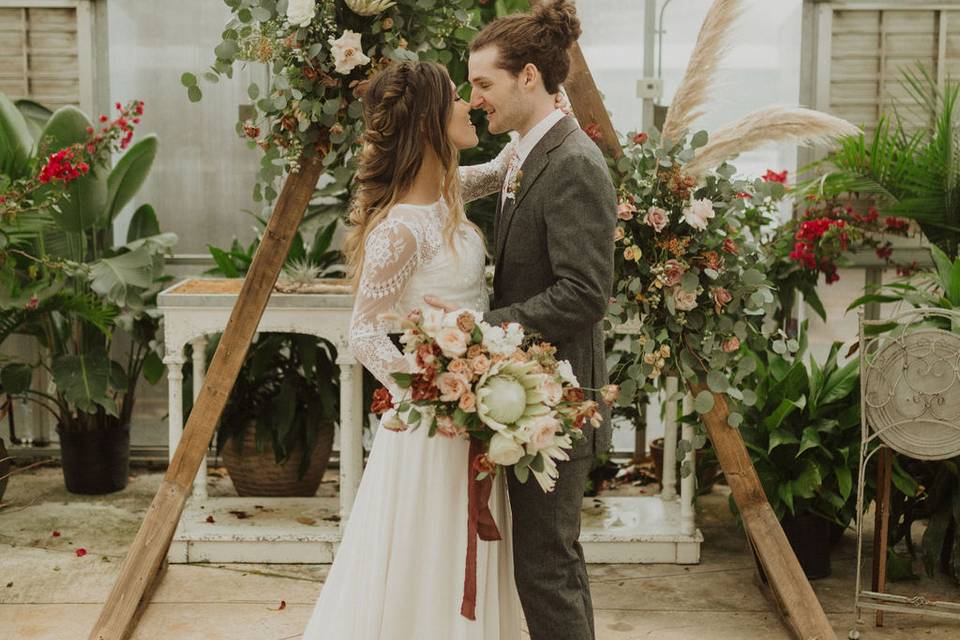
[
  {"left": 184, "top": 0, "right": 480, "bottom": 203},
  {"left": 604, "top": 0, "right": 860, "bottom": 421}
]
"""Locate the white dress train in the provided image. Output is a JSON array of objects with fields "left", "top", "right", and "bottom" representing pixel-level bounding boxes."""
[{"left": 302, "top": 147, "right": 523, "bottom": 640}]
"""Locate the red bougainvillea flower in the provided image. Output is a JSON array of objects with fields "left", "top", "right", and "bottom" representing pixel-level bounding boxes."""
[
  {"left": 75, "top": 548, "right": 87, "bottom": 557},
  {"left": 885, "top": 217, "right": 909, "bottom": 233},
  {"left": 52, "top": 531, "right": 61, "bottom": 537},
  {"left": 762, "top": 169, "right": 788, "bottom": 184},
  {"left": 632, "top": 131, "right": 648, "bottom": 145},
  {"left": 876, "top": 244, "right": 894, "bottom": 260},
  {"left": 38, "top": 148, "right": 90, "bottom": 185}
]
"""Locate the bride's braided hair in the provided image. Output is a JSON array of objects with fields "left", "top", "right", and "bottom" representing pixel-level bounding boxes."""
[{"left": 345, "top": 60, "right": 472, "bottom": 290}]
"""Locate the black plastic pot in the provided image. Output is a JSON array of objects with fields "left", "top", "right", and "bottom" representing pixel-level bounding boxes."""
[
  {"left": 780, "top": 512, "right": 835, "bottom": 580},
  {"left": 0, "top": 437, "right": 10, "bottom": 501},
  {"left": 58, "top": 424, "right": 130, "bottom": 495}
]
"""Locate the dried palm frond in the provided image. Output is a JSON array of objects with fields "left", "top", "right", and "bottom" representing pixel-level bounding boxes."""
[
  {"left": 682, "top": 107, "right": 860, "bottom": 178},
  {"left": 660, "top": 0, "right": 744, "bottom": 143}
]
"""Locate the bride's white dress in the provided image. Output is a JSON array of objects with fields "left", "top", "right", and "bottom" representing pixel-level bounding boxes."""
[{"left": 302, "top": 148, "right": 523, "bottom": 639}]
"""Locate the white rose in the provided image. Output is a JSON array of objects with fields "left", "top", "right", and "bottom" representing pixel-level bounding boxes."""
[
  {"left": 683, "top": 198, "right": 715, "bottom": 231},
  {"left": 556, "top": 360, "right": 580, "bottom": 387},
  {"left": 537, "top": 377, "right": 563, "bottom": 406},
  {"left": 487, "top": 432, "right": 525, "bottom": 466},
  {"left": 286, "top": 0, "right": 316, "bottom": 27},
  {"left": 480, "top": 321, "right": 524, "bottom": 356},
  {"left": 329, "top": 30, "right": 372, "bottom": 75},
  {"left": 673, "top": 287, "right": 699, "bottom": 311},
  {"left": 436, "top": 327, "right": 468, "bottom": 358},
  {"left": 379, "top": 408, "right": 407, "bottom": 432},
  {"left": 522, "top": 415, "right": 560, "bottom": 451}
]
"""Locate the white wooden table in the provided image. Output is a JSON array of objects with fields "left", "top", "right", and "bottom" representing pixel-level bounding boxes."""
[{"left": 158, "top": 278, "right": 700, "bottom": 564}]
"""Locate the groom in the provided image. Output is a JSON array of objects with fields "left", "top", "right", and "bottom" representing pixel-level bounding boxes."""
[{"left": 435, "top": 2, "right": 617, "bottom": 638}]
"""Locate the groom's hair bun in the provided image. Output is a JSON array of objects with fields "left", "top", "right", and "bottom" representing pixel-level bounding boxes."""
[
  {"left": 533, "top": 0, "right": 582, "bottom": 49},
  {"left": 471, "top": 0, "right": 582, "bottom": 94}
]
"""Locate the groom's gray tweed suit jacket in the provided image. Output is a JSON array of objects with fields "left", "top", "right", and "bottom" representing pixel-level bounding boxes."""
[{"left": 484, "top": 115, "right": 617, "bottom": 459}]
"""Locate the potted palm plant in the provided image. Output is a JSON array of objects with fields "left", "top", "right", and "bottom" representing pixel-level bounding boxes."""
[{"left": 0, "top": 95, "right": 173, "bottom": 494}]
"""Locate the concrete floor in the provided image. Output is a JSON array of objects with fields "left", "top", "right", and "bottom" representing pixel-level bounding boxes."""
[{"left": 1, "top": 468, "right": 959, "bottom": 640}]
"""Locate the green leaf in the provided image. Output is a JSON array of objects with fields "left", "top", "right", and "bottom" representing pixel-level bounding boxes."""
[
  {"left": 768, "top": 428, "right": 800, "bottom": 453},
  {"left": 797, "top": 426, "right": 822, "bottom": 456},
  {"left": 15, "top": 98, "right": 53, "bottom": 142},
  {"left": 309, "top": 218, "right": 338, "bottom": 262},
  {"left": 188, "top": 86, "right": 203, "bottom": 103},
  {"left": 52, "top": 352, "right": 111, "bottom": 413},
  {"left": 727, "top": 411, "right": 743, "bottom": 428},
  {"left": 777, "top": 482, "right": 794, "bottom": 515},
  {"left": 39, "top": 105, "right": 91, "bottom": 149},
  {"left": 791, "top": 460, "right": 822, "bottom": 499},
  {"left": 89, "top": 245, "right": 157, "bottom": 305},
  {"left": 0, "top": 92, "right": 35, "bottom": 177},
  {"left": 513, "top": 464, "right": 529, "bottom": 483},
  {"left": 763, "top": 396, "right": 804, "bottom": 431},
  {"left": 127, "top": 204, "right": 160, "bottom": 242},
  {"left": 694, "top": 390, "right": 715, "bottom": 414},
  {"left": 1, "top": 363, "right": 33, "bottom": 394},
  {"left": 836, "top": 465, "right": 853, "bottom": 502},
  {"left": 706, "top": 370, "right": 728, "bottom": 393},
  {"left": 690, "top": 130, "right": 709, "bottom": 149},
  {"left": 142, "top": 351, "right": 164, "bottom": 385},
  {"left": 180, "top": 72, "right": 197, "bottom": 87},
  {"left": 107, "top": 135, "right": 158, "bottom": 222},
  {"left": 208, "top": 246, "right": 239, "bottom": 278},
  {"left": 819, "top": 360, "right": 859, "bottom": 407}
]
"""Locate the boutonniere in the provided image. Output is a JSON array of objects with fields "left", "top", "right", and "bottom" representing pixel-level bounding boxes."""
[{"left": 505, "top": 169, "right": 523, "bottom": 201}]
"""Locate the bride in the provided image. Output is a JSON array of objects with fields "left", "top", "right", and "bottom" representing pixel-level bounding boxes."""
[{"left": 302, "top": 60, "right": 523, "bottom": 639}]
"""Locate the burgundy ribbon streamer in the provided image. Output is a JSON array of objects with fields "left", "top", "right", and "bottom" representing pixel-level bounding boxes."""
[{"left": 460, "top": 437, "right": 502, "bottom": 620}]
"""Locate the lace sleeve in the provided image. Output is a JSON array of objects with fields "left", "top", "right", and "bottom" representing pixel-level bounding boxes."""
[
  {"left": 459, "top": 136, "right": 518, "bottom": 203},
  {"left": 348, "top": 217, "right": 420, "bottom": 399}
]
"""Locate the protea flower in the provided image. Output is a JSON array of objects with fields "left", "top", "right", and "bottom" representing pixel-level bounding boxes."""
[
  {"left": 476, "top": 361, "right": 550, "bottom": 432},
  {"left": 345, "top": 0, "right": 396, "bottom": 16}
]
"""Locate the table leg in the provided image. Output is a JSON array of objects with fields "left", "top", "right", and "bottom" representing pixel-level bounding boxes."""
[
  {"left": 191, "top": 336, "right": 209, "bottom": 499},
  {"left": 680, "top": 392, "right": 696, "bottom": 536},
  {"left": 661, "top": 376, "right": 679, "bottom": 500},
  {"left": 164, "top": 354, "right": 186, "bottom": 464}
]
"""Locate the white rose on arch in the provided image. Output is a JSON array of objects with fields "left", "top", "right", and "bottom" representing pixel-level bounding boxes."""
[
  {"left": 329, "top": 30, "right": 372, "bottom": 75},
  {"left": 286, "top": 0, "right": 316, "bottom": 28},
  {"left": 683, "top": 197, "right": 715, "bottom": 231}
]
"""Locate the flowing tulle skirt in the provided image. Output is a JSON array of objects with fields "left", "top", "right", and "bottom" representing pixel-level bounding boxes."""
[{"left": 302, "top": 421, "right": 523, "bottom": 640}]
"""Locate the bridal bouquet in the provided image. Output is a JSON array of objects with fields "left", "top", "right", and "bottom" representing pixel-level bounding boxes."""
[{"left": 369, "top": 308, "right": 615, "bottom": 492}]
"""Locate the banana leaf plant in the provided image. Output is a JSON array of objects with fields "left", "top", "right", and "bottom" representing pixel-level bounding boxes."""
[
  {"left": 801, "top": 66, "right": 960, "bottom": 258},
  {"left": 0, "top": 93, "right": 174, "bottom": 432}
]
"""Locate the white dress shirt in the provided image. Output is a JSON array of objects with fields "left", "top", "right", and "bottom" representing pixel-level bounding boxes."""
[{"left": 501, "top": 108, "right": 566, "bottom": 206}]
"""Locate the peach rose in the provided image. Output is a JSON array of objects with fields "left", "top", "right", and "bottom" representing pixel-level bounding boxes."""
[
  {"left": 614, "top": 226, "right": 625, "bottom": 242},
  {"left": 617, "top": 201, "right": 637, "bottom": 221},
  {"left": 436, "top": 415, "right": 465, "bottom": 439},
  {"left": 456, "top": 311, "right": 476, "bottom": 333},
  {"left": 447, "top": 358, "right": 470, "bottom": 377},
  {"left": 459, "top": 391, "right": 477, "bottom": 413},
  {"left": 436, "top": 372, "right": 469, "bottom": 402},
  {"left": 673, "top": 287, "right": 698, "bottom": 311},
  {"left": 722, "top": 336, "right": 741, "bottom": 353},
  {"left": 524, "top": 415, "right": 560, "bottom": 451},
  {"left": 712, "top": 287, "right": 733, "bottom": 313},
  {"left": 644, "top": 206, "right": 669, "bottom": 232},
  {"left": 662, "top": 259, "right": 685, "bottom": 287},
  {"left": 538, "top": 377, "right": 564, "bottom": 406},
  {"left": 470, "top": 354, "right": 491, "bottom": 376}
]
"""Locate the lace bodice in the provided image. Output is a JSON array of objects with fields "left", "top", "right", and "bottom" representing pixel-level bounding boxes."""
[{"left": 348, "top": 143, "right": 515, "bottom": 397}]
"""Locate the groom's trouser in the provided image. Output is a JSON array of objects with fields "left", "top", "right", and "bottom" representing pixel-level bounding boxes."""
[{"left": 507, "top": 453, "right": 595, "bottom": 640}]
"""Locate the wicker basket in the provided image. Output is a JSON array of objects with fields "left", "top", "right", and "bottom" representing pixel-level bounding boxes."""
[{"left": 222, "top": 421, "right": 335, "bottom": 497}]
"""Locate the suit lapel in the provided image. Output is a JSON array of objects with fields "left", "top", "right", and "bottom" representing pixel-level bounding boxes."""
[{"left": 494, "top": 115, "right": 578, "bottom": 260}]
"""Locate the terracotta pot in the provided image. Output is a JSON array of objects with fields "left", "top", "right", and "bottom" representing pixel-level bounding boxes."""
[{"left": 222, "top": 421, "right": 335, "bottom": 497}]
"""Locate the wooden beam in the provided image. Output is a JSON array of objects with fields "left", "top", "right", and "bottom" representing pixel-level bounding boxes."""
[
  {"left": 87, "top": 154, "right": 324, "bottom": 640},
  {"left": 565, "top": 41, "right": 622, "bottom": 160},
  {"left": 692, "top": 383, "right": 836, "bottom": 640}
]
